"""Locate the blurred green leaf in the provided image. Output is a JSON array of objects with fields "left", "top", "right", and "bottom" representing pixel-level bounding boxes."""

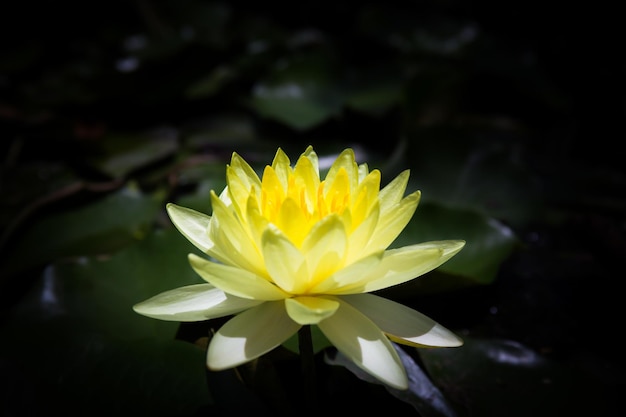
[
  {"left": 88, "top": 128, "right": 179, "bottom": 179},
  {"left": 1, "top": 228, "right": 211, "bottom": 416},
  {"left": 249, "top": 51, "right": 344, "bottom": 130},
  {"left": 185, "top": 66, "right": 236, "bottom": 99},
  {"left": 0, "top": 161, "right": 78, "bottom": 233},
  {"left": 1, "top": 185, "right": 163, "bottom": 279},
  {"left": 404, "top": 129, "right": 542, "bottom": 229},
  {"left": 344, "top": 66, "right": 405, "bottom": 116},
  {"left": 389, "top": 202, "right": 519, "bottom": 294},
  {"left": 183, "top": 113, "right": 257, "bottom": 149}
]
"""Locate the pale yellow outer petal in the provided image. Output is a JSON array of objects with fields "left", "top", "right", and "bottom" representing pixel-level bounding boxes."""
[
  {"left": 317, "top": 298, "right": 408, "bottom": 390},
  {"left": 350, "top": 170, "right": 380, "bottom": 226},
  {"left": 208, "top": 191, "right": 265, "bottom": 274},
  {"left": 285, "top": 296, "right": 340, "bottom": 325},
  {"left": 229, "top": 152, "right": 262, "bottom": 190},
  {"left": 132, "top": 283, "right": 262, "bottom": 322},
  {"left": 357, "top": 163, "right": 369, "bottom": 182},
  {"left": 309, "top": 251, "right": 383, "bottom": 294},
  {"left": 244, "top": 191, "right": 268, "bottom": 250},
  {"left": 166, "top": 203, "right": 213, "bottom": 253},
  {"left": 261, "top": 225, "right": 308, "bottom": 293},
  {"left": 378, "top": 169, "right": 410, "bottom": 211},
  {"left": 207, "top": 301, "right": 301, "bottom": 370},
  {"left": 330, "top": 240, "right": 466, "bottom": 294},
  {"left": 365, "top": 190, "right": 421, "bottom": 253},
  {"left": 227, "top": 152, "right": 262, "bottom": 219},
  {"left": 188, "top": 254, "right": 289, "bottom": 300},
  {"left": 341, "top": 293, "right": 463, "bottom": 347}
]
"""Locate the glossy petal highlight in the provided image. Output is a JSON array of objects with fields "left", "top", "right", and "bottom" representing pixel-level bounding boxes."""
[
  {"left": 188, "top": 253, "right": 289, "bottom": 300},
  {"left": 207, "top": 301, "right": 301, "bottom": 370},
  {"left": 166, "top": 204, "right": 213, "bottom": 253},
  {"left": 318, "top": 299, "right": 408, "bottom": 389},
  {"left": 132, "top": 284, "right": 262, "bottom": 321},
  {"left": 342, "top": 293, "right": 463, "bottom": 347},
  {"left": 335, "top": 240, "right": 466, "bottom": 294}
]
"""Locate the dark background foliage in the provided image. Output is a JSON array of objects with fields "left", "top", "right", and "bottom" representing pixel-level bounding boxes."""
[{"left": 1, "top": 1, "right": 624, "bottom": 416}]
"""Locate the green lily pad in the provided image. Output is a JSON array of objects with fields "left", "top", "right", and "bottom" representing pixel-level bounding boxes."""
[
  {"left": 404, "top": 129, "right": 543, "bottom": 229},
  {"left": 344, "top": 66, "right": 405, "bottom": 116},
  {"left": 389, "top": 202, "right": 519, "bottom": 293},
  {"left": 1, "top": 228, "right": 211, "bottom": 416},
  {"left": 0, "top": 161, "right": 79, "bottom": 245},
  {"left": 185, "top": 65, "right": 236, "bottom": 99},
  {"left": 249, "top": 51, "right": 344, "bottom": 131},
  {"left": 0, "top": 185, "right": 163, "bottom": 280},
  {"left": 88, "top": 128, "right": 179, "bottom": 179},
  {"left": 183, "top": 113, "right": 257, "bottom": 150}
]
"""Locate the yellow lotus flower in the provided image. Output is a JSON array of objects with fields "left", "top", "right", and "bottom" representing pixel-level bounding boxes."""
[{"left": 133, "top": 146, "right": 465, "bottom": 389}]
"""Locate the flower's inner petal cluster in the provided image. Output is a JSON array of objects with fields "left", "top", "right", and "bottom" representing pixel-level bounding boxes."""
[
  {"left": 209, "top": 146, "right": 425, "bottom": 294},
  {"left": 229, "top": 148, "right": 382, "bottom": 250}
]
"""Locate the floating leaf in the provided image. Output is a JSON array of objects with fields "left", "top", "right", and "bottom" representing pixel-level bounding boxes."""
[
  {"left": 0, "top": 185, "right": 162, "bottom": 280},
  {"left": 1, "top": 228, "right": 211, "bottom": 416},
  {"left": 88, "top": 128, "right": 179, "bottom": 179},
  {"left": 249, "top": 52, "right": 344, "bottom": 130},
  {"left": 389, "top": 202, "right": 519, "bottom": 293}
]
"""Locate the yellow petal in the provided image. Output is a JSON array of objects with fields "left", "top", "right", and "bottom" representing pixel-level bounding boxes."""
[
  {"left": 276, "top": 197, "right": 308, "bottom": 246},
  {"left": 285, "top": 296, "right": 339, "bottom": 325},
  {"left": 317, "top": 298, "right": 408, "bottom": 390},
  {"left": 270, "top": 147, "right": 291, "bottom": 189},
  {"left": 322, "top": 167, "right": 350, "bottom": 215},
  {"left": 261, "top": 225, "right": 308, "bottom": 293},
  {"left": 350, "top": 169, "right": 380, "bottom": 227},
  {"left": 341, "top": 293, "right": 463, "bottom": 347},
  {"left": 310, "top": 251, "right": 383, "bottom": 294},
  {"left": 293, "top": 153, "right": 320, "bottom": 214},
  {"left": 301, "top": 214, "right": 347, "bottom": 286},
  {"left": 345, "top": 200, "right": 379, "bottom": 263},
  {"left": 209, "top": 191, "right": 265, "bottom": 274},
  {"left": 166, "top": 203, "right": 213, "bottom": 253},
  {"left": 227, "top": 152, "right": 262, "bottom": 218},
  {"left": 324, "top": 148, "right": 358, "bottom": 196},
  {"left": 188, "top": 254, "right": 288, "bottom": 300},
  {"left": 357, "top": 162, "right": 369, "bottom": 182},
  {"left": 378, "top": 169, "right": 410, "bottom": 211},
  {"left": 260, "top": 165, "right": 285, "bottom": 222},
  {"left": 366, "top": 190, "right": 421, "bottom": 252},
  {"left": 245, "top": 191, "right": 269, "bottom": 249},
  {"left": 207, "top": 301, "right": 301, "bottom": 370},
  {"left": 350, "top": 240, "right": 466, "bottom": 294},
  {"left": 301, "top": 145, "right": 319, "bottom": 174},
  {"left": 229, "top": 152, "right": 262, "bottom": 190},
  {"left": 132, "top": 283, "right": 261, "bottom": 321}
]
